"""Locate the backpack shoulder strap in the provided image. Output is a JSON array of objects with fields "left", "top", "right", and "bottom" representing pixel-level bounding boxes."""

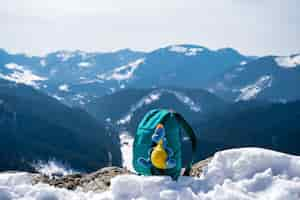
[{"left": 173, "top": 112, "right": 197, "bottom": 176}]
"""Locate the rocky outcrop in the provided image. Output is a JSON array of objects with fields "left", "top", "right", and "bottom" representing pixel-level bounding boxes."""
[
  {"left": 190, "top": 157, "right": 213, "bottom": 177},
  {"left": 32, "top": 158, "right": 212, "bottom": 192},
  {"left": 32, "top": 167, "right": 132, "bottom": 192}
]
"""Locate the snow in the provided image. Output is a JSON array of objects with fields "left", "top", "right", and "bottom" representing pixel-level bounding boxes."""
[
  {"left": 275, "top": 55, "right": 300, "bottom": 68},
  {"left": 186, "top": 48, "right": 204, "bottom": 56},
  {"left": 73, "top": 94, "right": 85, "bottom": 99},
  {"left": 1, "top": 148, "right": 300, "bottom": 199},
  {"left": 58, "top": 84, "right": 69, "bottom": 92},
  {"left": 97, "top": 58, "right": 145, "bottom": 81},
  {"left": 119, "top": 133, "right": 134, "bottom": 171},
  {"left": 71, "top": 94, "right": 86, "bottom": 105},
  {"left": 117, "top": 89, "right": 201, "bottom": 124},
  {"left": 117, "top": 90, "right": 162, "bottom": 125},
  {"left": 0, "top": 63, "right": 47, "bottom": 88},
  {"left": 79, "top": 79, "right": 104, "bottom": 84},
  {"left": 56, "top": 51, "right": 75, "bottom": 62},
  {"left": 110, "top": 88, "right": 116, "bottom": 93},
  {"left": 32, "top": 160, "right": 78, "bottom": 178},
  {"left": 240, "top": 61, "right": 247, "bottom": 65},
  {"left": 40, "top": 59, "right": 47, "bottom": 67},
  {"left": 52, "top": 94, "right": 64, "bottom": 101},
  {"left": 117, "top": 114, "right": 132, "bottom": 125},
  {"left": 5, "top": 63, "right": 24, "bottom": 71},
  {"left": 168, "top": 90, "right": 201, "bottom": 112},
  {"left": 236, "top": 75, "right": 272, "bottom": 101},
  {"left": 169, "top": 45, "right": 188, "bottom": 53},
  {"left": 169, "top": 45, "right": 203, "bottom": 56},
  {"left": 78, "top": 62, "right": 92, "bottom": 68}
]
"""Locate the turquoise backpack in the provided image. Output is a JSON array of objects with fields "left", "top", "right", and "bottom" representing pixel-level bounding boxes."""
[{"left": 133, "top": 109, "right": 197, "bottom": 180}]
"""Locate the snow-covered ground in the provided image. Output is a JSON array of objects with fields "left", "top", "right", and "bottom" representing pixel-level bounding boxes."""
[
  {"left": 1, "top": 148, "right": 300, "bottom": 199},
  {"left": 119, "top": 133, "right": 134, "bottom": 172}
]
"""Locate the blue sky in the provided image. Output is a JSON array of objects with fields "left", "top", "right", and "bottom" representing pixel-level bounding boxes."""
[{"left": 1, "top": 0, "right": 299, "bottom": 56}]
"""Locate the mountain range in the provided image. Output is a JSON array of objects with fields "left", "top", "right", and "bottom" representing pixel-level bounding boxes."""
[
  {"left": 1, "top": 44, "right": 300, "bottom": 172},
  {"left": 207, "top": 54, "right": 300, "bottom": 102},
  {"left": 86, "top": 87, "right": 227, "bottom": 132},
  {"left": 2, "top": 45, "right": 300, "bottom": 107},
  {"left": 0, "top": 45, "right": 252, "bottom": 107}
]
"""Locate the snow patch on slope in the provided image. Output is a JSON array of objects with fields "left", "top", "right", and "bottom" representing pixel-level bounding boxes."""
[
  {"left": 168, "top": 90, "right": 201, "bottom": 112},
  {"left": 78, "top": 62, "right": 92, "bottom": 68},
  {"left": 117, "top": 90, "right": 161, "bottom": 125},
  {"left": 240, "top": 61, "right": 247, "bottom": 65},
  {"left": 56, "top": 51, "right": 75, "bottom": 62},
  {"left": 5, "top": 63, "right": 24, "bottom": 70},
  {"left": 53, "top": 94, "right": 64, "bottom": 101},
  {"left": 169, "top": 45, "right": 204, "bottom": 56},
  {"left": 1, "top": 148, "right": 300, "bottom": 200},
  {"left": 236, "top": 75, "right": 272, "bottom": 101},
  {"left": 275, "top": 55, "right": 300, "bottom": 68},
  {"left": 40, "top": 59, "right": 47, "bottom": 67},
  {"left": 58, "top": 84, "right": 69, "bottom": 92},
  {"left": 0, "top": 63, "right": 47, "bottom": 88},
  {"left": 97, "top": 58, "right": 145, "bottom": 81},
  {"left": 117, "top": 89, "right": 201, "bottom": 125}
]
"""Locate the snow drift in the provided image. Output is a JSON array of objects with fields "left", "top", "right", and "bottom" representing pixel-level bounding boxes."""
[{"left": 1, "top": 148, "right": 300, "bottom": 200}]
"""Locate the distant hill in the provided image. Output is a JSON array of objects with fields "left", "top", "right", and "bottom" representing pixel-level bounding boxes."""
[
  {"left": 190, "top": 100, "right": 300, "bottom": 161},
  {"left": 0, "top": 80, "right": 122, "bottom": 172},
  {"left": 128, "top": 45, "right": 250, "bottom": 88},
  {"left": 86, "top": 87, "right": 228, "bottom": 132},
  {"left": 0, "top": 45, "right": 250, "bottom": 107},
  {"left": 207, "top": 54, "right": 300, "bottom": 102}
]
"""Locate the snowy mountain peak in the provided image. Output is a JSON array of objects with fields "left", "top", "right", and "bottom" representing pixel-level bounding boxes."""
[
  {"left": 168, "top": 45, "right": 205, "bottom": 56},
  {"left": 275, "top": 55, "right": 300, "bottom": 68}
]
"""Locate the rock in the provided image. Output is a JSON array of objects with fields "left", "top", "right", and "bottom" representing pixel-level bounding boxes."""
[
  {"left": 32, "top": 166, "right": 132, "bottom": 192},
  {"left": 32, "top": 158, "right": 212, "bottom": 193},
  {"left": 190, "top": 157, "right": 213, "bottom": 177}
]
